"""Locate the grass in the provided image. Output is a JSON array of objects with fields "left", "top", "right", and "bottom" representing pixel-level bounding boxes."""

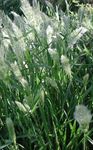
[{"left": 0, "top": 0, "right": 93, "bottom": 149}]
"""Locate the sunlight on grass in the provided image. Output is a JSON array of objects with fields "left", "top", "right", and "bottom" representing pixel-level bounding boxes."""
[{"left": 0, "top": 0, "right": 93, "bottom": 149}]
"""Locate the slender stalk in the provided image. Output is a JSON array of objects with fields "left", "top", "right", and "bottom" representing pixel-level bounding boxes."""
[
  {"left": 83, "top": 133, "right": 86, "bottom": 150},
  {"left": 83, "top": 132, "right": 87, "bottom": 150}
]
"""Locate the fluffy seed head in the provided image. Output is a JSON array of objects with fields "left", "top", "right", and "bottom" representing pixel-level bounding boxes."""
[{"left": 74, "top": 105, "right": 92, "bottom": 132}]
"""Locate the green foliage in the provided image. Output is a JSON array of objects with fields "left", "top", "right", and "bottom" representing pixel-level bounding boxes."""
[
  {"left": 0, "top": 0, "right": 22, "bottom": 18},
  {"left": 0, "top": 0, "right": 93, "bottom": 150}
]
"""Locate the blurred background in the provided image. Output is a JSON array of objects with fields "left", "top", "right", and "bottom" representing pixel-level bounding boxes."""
[{"left": 0, "top": 0, "right": 93, "bottom": 17}]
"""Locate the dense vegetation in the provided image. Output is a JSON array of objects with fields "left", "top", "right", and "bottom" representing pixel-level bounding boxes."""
[
  {"left": 0, "top": 0, "right": 93, "bottom": 16},
  {"left": 0, "top": 0, "right": 93, "bottom": 150}
]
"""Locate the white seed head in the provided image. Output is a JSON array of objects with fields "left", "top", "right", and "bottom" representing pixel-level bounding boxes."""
[
  {"left": 10, "top": 61, "right": 28, "bottom": 87},
  {"left": 46, "top": 25, "right": 53, "bottom": 37},
  {"left": 48, "top": 48, "right": 59, "bottom": 62},
  {"left": 46, "top": 25, "right": 54, "bottom": 44},
  {"left": 74, "top": 105, "right": 92, "bottom": 132},
  {"left": 61, "top": 55, "right": 72, "bottom": 78},
  {"left": 48, "top": 48, "right": 57, "bottom": 55},
  {"left": 20, "top": 77, "right": 28, "bottom": 87},
  {"left": 61, "top": 55, "right": 69, "bottom": 64}
]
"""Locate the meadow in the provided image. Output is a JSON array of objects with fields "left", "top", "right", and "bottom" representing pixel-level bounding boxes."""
[{"left": 0, "top": 0, "right": 93, "bottom": 149}]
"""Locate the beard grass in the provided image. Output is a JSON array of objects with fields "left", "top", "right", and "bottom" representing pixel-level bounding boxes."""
[{"left": 0, "top": 1, "right": 93, "bottom": 150}]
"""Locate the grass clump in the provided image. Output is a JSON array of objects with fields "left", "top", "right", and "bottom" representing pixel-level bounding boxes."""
[{"left": 0, "top": 0, "right": 93, "bottom": 149}]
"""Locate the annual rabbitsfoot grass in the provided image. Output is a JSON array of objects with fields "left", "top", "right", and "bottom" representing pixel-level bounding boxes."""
[
  {"left": 0, "top": 0, "right": 93, "bottom": 150},
  {"left": 74, "top": 105, "right": 93, "bottom": 150}
]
